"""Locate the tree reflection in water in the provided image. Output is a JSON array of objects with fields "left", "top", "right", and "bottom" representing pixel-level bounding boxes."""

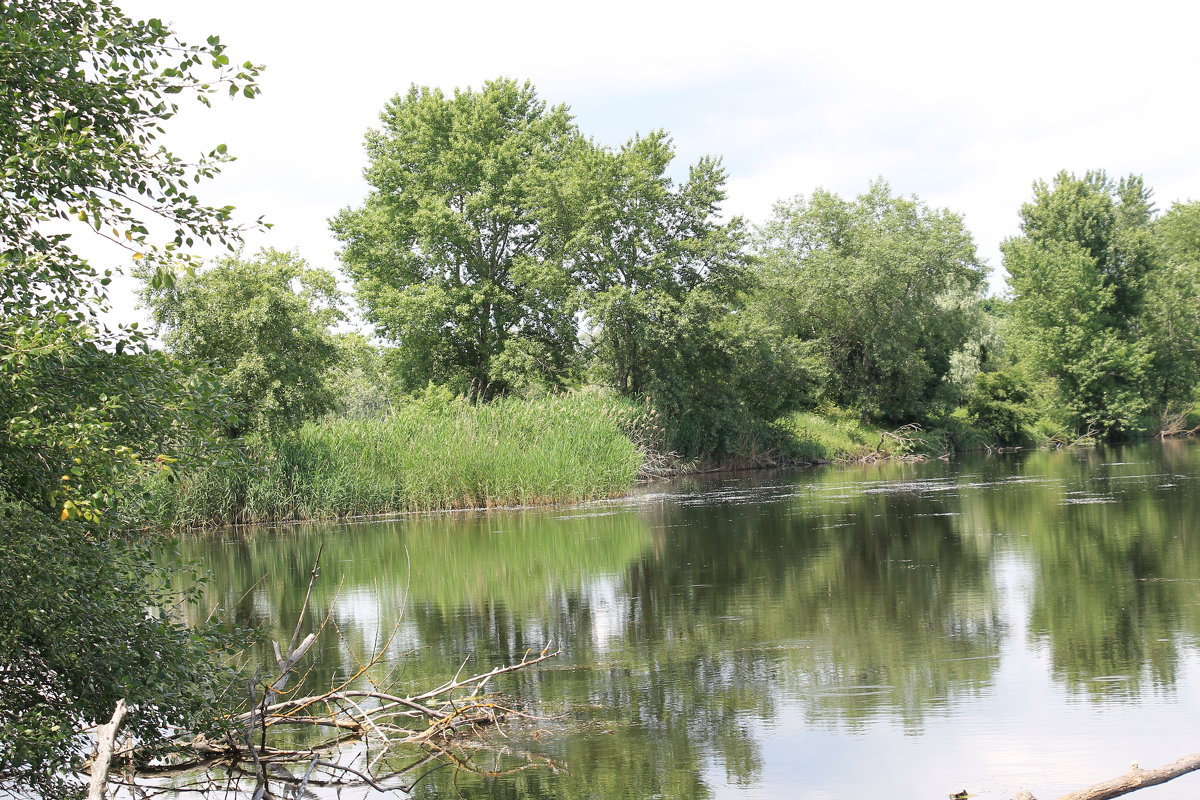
[{"left": 164, "top": 441, "right": 1200, "bottom": 798}]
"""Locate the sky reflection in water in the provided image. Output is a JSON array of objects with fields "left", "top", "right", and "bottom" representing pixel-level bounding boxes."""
[{"left": 170, "top": 441, "right": 1200, "bottom": 799}]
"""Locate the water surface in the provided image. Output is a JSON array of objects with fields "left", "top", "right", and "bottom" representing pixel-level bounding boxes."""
[{"left": 169, "top": 441, "right": 1200, "bottom": 799}]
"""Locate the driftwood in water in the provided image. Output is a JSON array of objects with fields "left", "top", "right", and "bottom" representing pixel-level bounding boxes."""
[
  {"left": 1013, "top": 752, "right": 1200, "bottom": 800},
  {"left": 126, "top": 647, "right": 562, "bottom": 797},
  {"left": 229, "top": 646, "right": 562, "bottom": 748}
]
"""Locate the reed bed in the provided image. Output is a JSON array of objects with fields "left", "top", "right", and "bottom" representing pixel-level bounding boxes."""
[{"left": 142, "top": 392, "right": 644, "bottom": 527}]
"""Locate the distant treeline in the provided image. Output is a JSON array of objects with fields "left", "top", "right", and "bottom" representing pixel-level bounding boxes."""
[{"left": 132, "top": 79, "right": 1200, "bottom": 523}]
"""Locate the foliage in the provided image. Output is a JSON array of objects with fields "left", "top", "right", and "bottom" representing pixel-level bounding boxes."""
[
  {"left": 331, "top": 79, "right": 582, "bottom": 399},
  {"left": 1143, "top": 201, "right": 1200, "bottom": 408},
  {"left": 615, "top": 287, "right": 811, "bottom": 460},
  {"left": 755, "top": 179, "right": 986, "bottom": 423},
  {"left": 0, "top": 0, "right": 262, "bottom": 518},
  {"left": 1002, "top": 171, "right": 1157, "bottom": 434},
  {"left": 324, "top": 333, "right": 399, "bottom": 419},
  {"left": 0, "top": 500, "right": 226, "bottom": 794},
  {"left": 0, "top": 315, "right": 232, "bottom": 526},
  {"left": 0, "top": 1, "right": 259, "bottom": 794},
  {"left": 546, "top": 131, "right": 808, "bottom": 457},
  {"left": 963, "top": 368, "right": 1036, "bottom": 444},
  {"left": 332, "top": 80, "right": 810, "bottom": 458},
  {"left": 141, "top": 249, "right": 343, "bottom": 438},
  {"left": 1155, "top": 199, "right": 1200, "bottom": 263},
  {"left": 1, "top": 0, "right": 261, "bottom": 319},
  {"left": 553, "top": 132, "right": 747, "bottom": 393},
  {"left": 1016, "top": 171, "right": 1157, "bottom": 321}
]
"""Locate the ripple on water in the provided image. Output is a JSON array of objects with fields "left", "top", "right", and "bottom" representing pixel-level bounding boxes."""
[
  {"left": 862, "top": 479, "right": 958, "bottom": 495},
  {"left": 807, "top": 685, "right": 896, "bottom": 697}
]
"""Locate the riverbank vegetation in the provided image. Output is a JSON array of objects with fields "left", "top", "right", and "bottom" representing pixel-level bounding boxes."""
[
  {"left": 138, "top": 391, "right": 644, "bottom": 527},
  {"left": 1, "top": 3, "right": 264, "bottom": 794},
  {"left": 132, "top": 81, "right": 1200, "bottom": 525}
]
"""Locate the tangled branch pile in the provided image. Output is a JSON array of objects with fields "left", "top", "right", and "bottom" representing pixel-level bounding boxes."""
[{"left": 84, "top": 552, "right": 561, "bottom": 798}]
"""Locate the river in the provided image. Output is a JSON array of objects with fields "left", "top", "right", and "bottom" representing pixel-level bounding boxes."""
[{"left": 163, "top": 440, "right": 1200, "bottom": 799}]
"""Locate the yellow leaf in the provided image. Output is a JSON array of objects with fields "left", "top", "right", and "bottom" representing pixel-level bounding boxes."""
[
  {"left": 132, "top": 252, "right": 145, "bottom": 260},
  {"left": 60, "top": 507, "right": 69, "bottom": 521}
]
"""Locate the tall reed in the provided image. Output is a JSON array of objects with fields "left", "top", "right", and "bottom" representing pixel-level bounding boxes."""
[{"left": 142, "top": 392, "right": 644, "bottom": 527}]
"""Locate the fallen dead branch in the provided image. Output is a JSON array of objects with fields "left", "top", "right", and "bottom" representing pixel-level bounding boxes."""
[
  {"left": 1156, "top": 406, "right": 1199, "bottom": 439},
  {"left": 227, "top": 646, "right": 562, "bottom": 747},
  {"left": 1012, "top": 752, "right": 1200, "bottom": 800},
  {"left": 1045, "top": 426, "right": 1100, "bottom": 449},
  {"left": 96, "top": 548, "right": 562, "bottom": 798}
]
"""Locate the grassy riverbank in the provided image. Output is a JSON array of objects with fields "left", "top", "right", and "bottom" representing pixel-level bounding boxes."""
[
  {"left": 778, "top": 408, "right": 994, "bottom": 463},
  {"left": 139, "top": 391, "right": 1011, "bottom": 528},
  {"left": 140, "top": 392, "right": 644, "bottom": 527}
]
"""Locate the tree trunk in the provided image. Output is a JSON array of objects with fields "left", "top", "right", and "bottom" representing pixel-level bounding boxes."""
[{"left": 87, "top": 699, "right": 126, "bottom": 800}]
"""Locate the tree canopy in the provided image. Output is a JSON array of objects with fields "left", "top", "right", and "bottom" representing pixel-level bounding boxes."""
[
  {"left": 333, "top": 83, "right": 803, "bottom": 454},
  {"left": 331, "top": 78, "right": 581, "bottom": 399},
  {"left": 1144, "top": 201, "right": 1200, "bottom": 408},
  {"left": 553, "top": 131, "right": 749, "bottom": 397},
  {"left": 1002, "top": 171, "right": 1157, "bottom": 434},
  {"left": 141, "top": 249, "right": 344, "bottom": 438},
  {"left": 1, "top": 0, "right": 261, "bottom": 318},
  {"left": 755, "top": 179, "right": 986, "bottom": 423},
  {"left": 0, "top": 1, "right": 259, "bottom": 794}
]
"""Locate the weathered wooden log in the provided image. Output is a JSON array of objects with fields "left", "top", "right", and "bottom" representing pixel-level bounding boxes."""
[
  {"left": 1013, "top": 752, "right": 1200, "bottom": 800},
  {"left": 1058, "top": 754, "right": 1200, "bottom": 800}
]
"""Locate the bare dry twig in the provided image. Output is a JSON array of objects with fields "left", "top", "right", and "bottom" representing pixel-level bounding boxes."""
[
  {"left": 1156, "top": 405, "right": 1199, "bottom": 439},
  {"left": 97, "top": 548, "right": 561, "bottom": 798}
]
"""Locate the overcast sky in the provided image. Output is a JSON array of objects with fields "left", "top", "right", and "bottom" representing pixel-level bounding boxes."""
[{"left": 106, "top": 0, "right": 1200, "bottom": 318}]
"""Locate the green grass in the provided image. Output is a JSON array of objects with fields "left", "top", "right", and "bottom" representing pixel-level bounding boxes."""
[
  {"left": 141, "top": 391, "right": 644, "bottom": 527},
  {"left": 138, "top": 388, "right": 1015, "bottom": 529},
  {"left": 776, "top": 408, "right": 994, "bottom": 462},
  {"left": 777, "top": 410, "right": 888, "bottom": 462}
]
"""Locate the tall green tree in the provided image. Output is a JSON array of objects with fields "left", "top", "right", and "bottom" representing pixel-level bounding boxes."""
[
  {"left": 552, "top": 132, "right": 749, "bottom": 396},
  {"left": 0, "top": 1, "right": 259, "bottom": 794},
  {"left": 552, "top": 131, "right": 806, "bottom": 451},
  {"left": 1155, "top": 199, "right": 1200, "bottom": 263},
  {"left": 141, "top": 249, "right": 344, "bottom": 438},
  {"left": 1002, "top": 171, "right": 1157, "bottom": 434},
  {"left": 755, "top": 180, "right": 986, "bottom": 422},
  {"left": 331, "top": 79, "right": 582, "bottom": 399},
  {"left": 1143, "top": 201, "right": 1200, "bottom": 409}
]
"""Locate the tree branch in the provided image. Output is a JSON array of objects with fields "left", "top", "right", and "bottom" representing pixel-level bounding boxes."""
[
  {"left": 1013, "top": 753, "right": 1200, "bottom": 800},
  {"left": 87, "top": 699, "right": 126, "bottom": 800}
]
